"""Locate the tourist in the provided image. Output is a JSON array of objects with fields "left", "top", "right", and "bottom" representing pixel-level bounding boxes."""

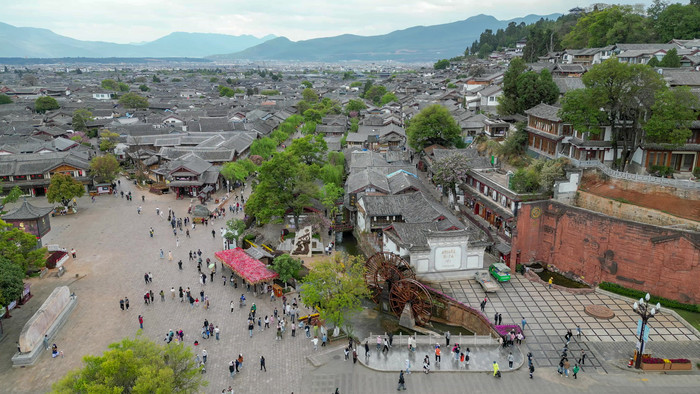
[
  {"left": 125, "top": 297, "right": 129, "bottom": 310},
  {"left": 529, "top": 363, "right": 535, "bottom": 379},
  {"left": 434, "top": 345, "right": 441, "bottom": 363},
  {"left": 260, "top": 355, "right": 266, "bottom": 372},
  {"left": 445, "top": 330, "right": 450, "bottom": 346},
  {"left": 423, "top": 355, "right": 430, "bottom": 374},
  {"left": 405, "top": 359, "right": 411, "bottom": 374},
  {"left": 548, "top": 277, "right": 553, "bottom": 289},
  {"left": 202, "top": 349, "right": 207, "bottom": 364},
  {"left": 138, "top": 315, "right": 144, "bottom": 329},
  {"left": 119, "top": 298, "right": 124, "bottom": 311},
  {"left": 71, "top": 248, "right": 77, "bottom": 258},
  {"left": 522, "top": 317, "right": 527, "bottom": 330},
  {"left": 352, "top": 348, "right": 358, "bottom": 364},
  {"left": 312, "top": 336, "right": 319, "bottom": 350},
  {"left": 397, "top": 371, "right": 406, "bottom": 391},
  {"left": 465, "top": 348, "right": 470, "bottom": 365},
  {"left": 508, "top": 352, "right": 514, "bottom": 369},
  {"left": 493, "top": 361, "right": 500, "bottom": 377}
]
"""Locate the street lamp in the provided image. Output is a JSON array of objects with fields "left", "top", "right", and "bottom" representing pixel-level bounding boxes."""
[{"left": 632, "top": 293, "right": 661, "bottom": 369}]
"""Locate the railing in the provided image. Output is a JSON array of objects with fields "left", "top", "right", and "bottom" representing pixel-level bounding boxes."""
[
  {"left": 568, "top": 158, "right": 700, "bottom": 191},
  {"left": 366, "top": 332, "right": 497, "bottom": 347}
]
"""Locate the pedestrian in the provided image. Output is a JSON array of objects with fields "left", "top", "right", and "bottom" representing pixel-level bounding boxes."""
[
  {"left": 168, "top": 251, "right": 173, "bottom": 261},
  {"left": 150, "top": 290, "right": 154, "bottom": 303},
  {"left": 580, "top": 350, "right": 586, "bottom": 365},
  {"left": 383, "top": 338, "right": 389, "bottom": 353},
  {"left": 434, "top": 345, "right": 441, "bottom": 363},
  {"left": 576, "top": 325, "right": 582, "bottom": 338},
  {"left": 508, "top": 352, "right": 514, "bottom": 369},
  {"left": 137, "top": 206, "right": 141, "bottom": 215},
  {"left": 493, "top": 361, "right": 500, "bottom": 377},
  {"left": 322, "top": 333, "right": 327, "bottom": 347},
  {"left": 480, "top": 300, "right": 486, "bottom": 312},
  {"left": 423, "top": 355, "right": 430, "bottom": 374},
  {"left": 125, "top": 297, "right": 129, "bottom": 310},
  {"left": 388, "top": 332, "right": 394, "bottom": 347},
  {"left": 494, "top": 312, "right": 498, "bottom": 324},
  {"left": 43, "top": 335, "right": 50, "bottom": 350},
  {"left": 160, "top": 249, "right": 164, "bottom": 259},
  {"left": 465, "top": 347, "right": 470, "bottom": 365},
  {"left": 215, "top": 326, "right": 220, "bottom": 340},
  {"left": 138, "top": 315, "right": 144, "bottom": 329},
  {"left": 202, "top": 349, "right": 207, "bottom": 364},
  {"left": 376, "top": 335, "right": 382, "bottom": 351},
  {"left": 119, "top": 298, "right": 125, "bottom": 310},
  {"left": 563, "top": 358, "right": 571, "bottom": 377},
  {"left": 548, "top": 277, "right": 553, "bottom": 289},
  {"left": 529, "top": 363, "right": 535, "bottom": 379},
  {"left": 498, "top": 313, "right": 502, "bottom": 325},
  {"left": 573, "top": 363, "right": 579, "bottom": 379},
  {"left": 260, "top": 355, "right": 266, "bottom": 372},
  {"left": 364, "top": 341, "right": 370, "bottom": 358},
  {"left": 212, "top": 229, "right": 216, "bottom": 238},
  {"left": 522, "top": 317, "right": 527, "bottom": 330},
  {"left": 312, "top": 336, "right": 319, "bottom": 351},
  {"left": 352, "top": 348, "right": 358, "bottom": 364},
  {"left": 397, "top": 370, "right": 406, "bottom": 391},
  {"left": 71, "top": 248, "right": 77, "bottom": 258},
  {"left": 405, "top": 358, "right": 411, "bottom": 374},
  {"left": 291, "top": 322, "right": 296, "bottom": 337},
  {"left": 148, "top": 272, "right": 153, "bottom": 283},
  {"left": 344, "top": 346, "right": 349, "bottom": 361},
  {"left": 527, "top": 351, "right": 533, "bottom": 366},
  {"left": 229, "top": 361, "right": 236, "bottom": 378},
  {"left": 248, "top": 320, "right": 254, "bottom": 337},
  {"left": 445, "top": 330, "right": 450, "bottom": 346},
  {"left": 159, "top": 290, "right": 165, "bottom": 302}
]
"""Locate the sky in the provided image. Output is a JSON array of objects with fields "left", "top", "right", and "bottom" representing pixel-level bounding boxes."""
[{"left": 0, "top": 0, "right": 665, "bottom": 44}]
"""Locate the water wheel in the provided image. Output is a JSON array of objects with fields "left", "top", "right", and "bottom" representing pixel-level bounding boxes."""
[
  {"left": 364, "top": 252, "right": 414, "bottom": 303},
  {"left": 389, "top": 278, "right": 433, "bottom": 326}
]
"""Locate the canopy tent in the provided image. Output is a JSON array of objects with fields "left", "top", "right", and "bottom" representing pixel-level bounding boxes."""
[{"left": 215, "top": 248, "right": 279, "bottom": 285}]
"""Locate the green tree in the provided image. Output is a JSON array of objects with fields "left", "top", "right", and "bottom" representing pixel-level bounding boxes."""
[
  {"left": 220, "top": 159, "right": 255, "bottom": 183},
  {"left": 302, "top": 88, "right": 318, "bottom": 103},
  {"left": 509, "top": 167, "right": 541, "bottom": 193},
  {"left": 345, "top": 99, "right": 366, "bottom": 114},
  {"left": 2, "top": 186, "right": 23, "bottom": 206},
  {"left": 260, "top": 89, "right": 280, "bottom": 96},
  {"left": 0, "top": 219, "right": 46, "bottom": 272},
  {"left": 71, "top": 109, "right": 93, "bottom": 132},
  {"left": 152, "top": 74, "right": 161, "bottom": 83},
  {"left": 434, "top": 59, "right": 450, "bottom": 70},
  {"left": 246, "top": 152, "right": 318, "bottom": 229},
  {"left": 559, "top": 58, "right": 665, "bottom": 170},
  {"left": 561, "top": 5, "right": 652, "bottom": 48},
  {"left": 90, "top": 154, "right": 120, "bottom": 182},
  {"left": 99, "top": 130, "right": 120, "bottom": 152},
  {"left": 118, "top": 93, "right": 149, "bottom": 109},
  {"left": 224, "top": 218, "right": 246, "bottom": 247},
  {"left": 139, "top": 84, "right": 150, "bottom": 92},
  {"left": 100, "top": 79, "right": 118, "bottom": 90},
  {"left": 300, "top": 253, "right": 370, "bottom": 332},
  {"left": 35, "top": 96, "right": 59, "bottom": 113},
  {"left": 249, "top": 137, "right": 277, "bottom": 159},
  {"left": 301, "top": 80, "right": 313, "bottom": 89},
  {"left": 349, "top": 81, "right": 363, "bottom": 88},
  {"left": 499, "top": 122, "right": 528, "bottom": 158},
  {"left": 499, "top": 58, "right": 558, "bottom": 115},
  {"left": 0, "top": 94, "right": 12, "bottom": 105},
  {"left": 379, "top": 92, "right": 398, "bottom": 106},
  {"left": 407, "top": 104, "right": 461, "bottom": 151},
  {"left": 303, "top": 108, "right": 323, "bottom": 124},
  {"left": 654, "top": 3, "right": 700, "bottom": 42},
  {"left": 52, "top": 334, "right": 207, "bottom": 393},
  {"left": 287, "top": 134, "right": 328, "bottom": 166},
  {"left": 271, "top": 254, "right": 302, "bottom": 288},
  {"left": 361, "top": 80, "right": 373, "bottom": 97},
  {"left": 498, "top": 58, "right": 527, "bottom": 115},
  {"left": 47, "top": 173, "right": 85, "bottom": 210},
  {"left": 658, "top": 48, "right": 681, "bottom": 68},
  {"left": 320, "top": 183, "right": 344, "bottom": 217},
  {"left": 645, "top": 87, "right": 699, "bottom": 145},
  {"left": 364, "top": 85, "right": 387, "bottom": 105},
  {"left": 117, "top": 82, "right": 130, "bottom": 92},
  {"left": 0, "top": 256, "right": 24, "bottom": 309},
  {"left": 647, "top": 57, "right": 661, "bottom": 67}
]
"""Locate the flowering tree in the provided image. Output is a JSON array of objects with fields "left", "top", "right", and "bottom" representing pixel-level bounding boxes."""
[{"left": 431, "top": 153, "right": 472, "bottom": 197}]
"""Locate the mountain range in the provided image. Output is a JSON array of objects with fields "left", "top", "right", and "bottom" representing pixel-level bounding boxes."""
[
  {"left": 0, "top": 13, "right": 560, "bottom": 61},
  {"left": 0, "top": 22, "right": 275, "bottom": 58},
  {"left": 213, "top": 14, "right": 561, "bottom": 62}
]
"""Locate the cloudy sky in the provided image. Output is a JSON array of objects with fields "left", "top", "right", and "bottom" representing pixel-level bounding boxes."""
[{"left": 1, "top": 0, "right": 662, "bottom": 43}]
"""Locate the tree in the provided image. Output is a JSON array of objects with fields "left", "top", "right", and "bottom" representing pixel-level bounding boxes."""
[
  {"left": 2, "top": 186, "right": 23, "bottom": 206},
  {"left": 302, "top": 88, "right": 318, "bottom": 103},
  {"left": 118, "top": 93, "right": 149, "bottom": 109},
  {"left": 271, "top": 254, "right": 302, "bottom": 288},
  {"left": 299, "top": 253, "right": 370, "bottom": 331},
  {"left": 431, "top": 153, "right": 472, "bottom": 197},
  {"left": 52, "top": 334, "right": 207, "bottom": 393},
  {"left": 364, "top": 85, "right": 387, "bottom": 105},
  {"left": 287, "top": 134, "right": 328, "bottom": 166},
  {"left": 99, "top": 130, "right": 120, "bottom": 152},
  {"left": 0, "top": 256, "right": 24, "bottom": 309},
  {"left": 645, "top": 87, "right": 699, "bottom": 145},
  {"left": 35, "top": 96, "right": 59, "bottom": 113},
  {"left": 345, "top": 99, "right": 366, "bottom": 115},
  {"left": 0, "top": 219, "right": 46, "bottom": 272},
  {"left": 380, "top": 92, "right": 398, "bottom": 106},
  {"left": 647, "top": 57, "right": 661, "bottom": 67},
  {"left": 499, "top": 122, "right": 528, "bottom": 158},
  {"left": 658, "top": 48, "right": 681, "bottom": 68},
  {"left": 100, "top": 79, "right": 118, "bottom": 91},
  {"left": 559, "top": 58, "right": 665, "bottom": 170},
  {"left": 0, "top": 94, "right": 12, "bottom": 105},
  {"left": 249, "top": 137, "right": 277, "bottom": 159},
  {"left": 246, "top": 152, "right": 318, "bottom": 229},
  {"left": 407, "top": 104, "right": 461, "bottom": 151},
  {"left": 499, "top": 58, "right": 558, "bottom": 115},
  {"left": 561, "top": 5, "right": 652, "bottom": 48},
  {"left": 509, "top": 167, "right": 541, "bottom": 193},
  {"left": 152, "top": 74, "right": 161, "bottom": 83},
  {"left": 71, "top": 109, "right": 93, "bottom": 132},
  {"left": 139, "top": 84, "right": 150, "bottom": 92},
  {"left": 433, "top": 59, "right": 450, "bottom": 70},
  {"left": 117, "top": 82, "right": 130, "bottom": 92},
  {"left": 221, "top": 158, "right": 256, "bottom": 183},
  {"left": 361, "top": 80, "right": 373, "bottom": 97},
  {"left": 224, "top": 218, "right": 246, "bottom": 247},
  {"left": 90, "top": 154, "right": 120, "bottom": 182},
  {"left": 301, "top": 80, "right": 313, "bottom": 89},
  {"left": 654, "top": 3, "right": 700, "bottom": 42},
  {"left": 320, "top": 182, "right": 344, "bottom": 217},
  {"left": 47, "top": 173, "right": 85, "bottom": 210}
]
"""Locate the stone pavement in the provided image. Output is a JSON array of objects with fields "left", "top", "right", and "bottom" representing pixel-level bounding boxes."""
[{"left": 430, "top": 275, "right": 699, "bottom": 371}]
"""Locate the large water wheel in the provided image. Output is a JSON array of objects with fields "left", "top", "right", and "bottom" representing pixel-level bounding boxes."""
[
  {"left": 364, "top": 252, "right": 414, "bottom": 303},
  {"left": 389, "top": 278, "right": 433, "bottom": 326}
]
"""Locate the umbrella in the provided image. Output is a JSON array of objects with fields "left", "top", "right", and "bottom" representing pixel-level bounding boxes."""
[{"left": 208, "top": 263, "right": 215, "bottom": 269}]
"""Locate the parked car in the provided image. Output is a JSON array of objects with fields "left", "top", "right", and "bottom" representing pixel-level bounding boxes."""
[
  {"left": 489, "top": 263, "right": 511, "bottom": 282},
  {"left": 474, "top": 270, "right": 500, "bottom": 292}
]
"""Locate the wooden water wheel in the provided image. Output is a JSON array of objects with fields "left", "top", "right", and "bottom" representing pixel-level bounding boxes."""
[
  {"left": 364, "top": 252, "right": 414, "bottom": 303},
  {"left": 389, "top": 278, "right": 433, "bottom": 326}
]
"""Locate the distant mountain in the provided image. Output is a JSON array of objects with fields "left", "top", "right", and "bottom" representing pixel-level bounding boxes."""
[
  {"left": 0, "top": 22, "right": 276, "bottom": 58},
  {"left": 212, "top": 13, "right": 561, "bottom": 62}
]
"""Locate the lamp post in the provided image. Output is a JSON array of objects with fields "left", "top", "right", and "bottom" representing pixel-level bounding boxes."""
[{"left": 632, "top": 293, "right": 661, "bottom": 369}]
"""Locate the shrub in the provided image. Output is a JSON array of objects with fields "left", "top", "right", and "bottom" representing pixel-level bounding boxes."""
[
  {"left": 693, "top": 167, "right": 700, "bottom": 179},
  {"left": 669, "top": 358, "right": 690, "bottom": 363},
  {"left": 598, "top": 282, "right": 699, "bottom": 313}
]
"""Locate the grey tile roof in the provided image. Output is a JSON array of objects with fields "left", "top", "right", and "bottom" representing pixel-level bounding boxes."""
[
  {"left": 524, "top": 103, "right": 562, "bottom": 122},
  {"left": 2, "top": 200, "right": 53, "bottom": 220},
  {"left": 0, "top": 151, "right": 90, "bottom": 176},
  {"left": 345, "top": 169, "right": 390, "bottom": 194}
]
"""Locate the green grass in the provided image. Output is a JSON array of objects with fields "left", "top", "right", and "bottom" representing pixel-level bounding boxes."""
[{"left": 672, "top": 308, "right": 700, "bottom": 332}]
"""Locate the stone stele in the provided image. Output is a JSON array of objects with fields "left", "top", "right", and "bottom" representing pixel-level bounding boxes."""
[{"left": 18, "top": 286, "right": 71, "bottom": 353}]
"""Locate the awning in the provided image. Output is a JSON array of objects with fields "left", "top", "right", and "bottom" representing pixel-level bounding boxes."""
[{"left": 215, "top": 248, "right": 279, "bottom": 285}]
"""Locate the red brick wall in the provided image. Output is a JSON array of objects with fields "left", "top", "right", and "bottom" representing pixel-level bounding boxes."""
[{"left": 510, "top": 201, "right": 700, "bottom": 304}]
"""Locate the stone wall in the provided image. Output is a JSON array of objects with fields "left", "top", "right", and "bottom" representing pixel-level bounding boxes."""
[
  {"left": 510, "top": 201, "right": 700, "bottom": 304},
  {"left": 584, "top": 169, "right": 700, "bottom": 200},
  {"left": 425, "top": 284, "right": 496, "bottom": 336},
  {"left": 575, "top": 191, "right": 700, "bottom": 231}
]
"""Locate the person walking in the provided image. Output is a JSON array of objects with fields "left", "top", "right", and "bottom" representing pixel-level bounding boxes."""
[
  {"left": 168, "top": 251, "right": 173, "bottom": 261},
  {"left": 423, "top": 355, "right": 430, "bottom": 374},
  {"left": 215, "top": 326, "right": 220, "bottom": 340},
  {"left": 260, "top": 355, "right": 266, "bottom": 372},
  {"left": 160, "top": 249, "right": 164, "bottom": 259},
  {"left": 576, "top": 325, "right": 582, "bottom": 338},
  {"left": 365, "top": 341, "right": 370, "bottom": 358},
  {"left": 563, "top": 358, "right": 571, "bottom": 377},
  {"left": 312, "top": 336, "right": 319, "bottom": 351},
  {"left": 548, "top": 277, "right": 553, "bottom": 289},
  {"left": 352, "top": 348, "right": 358, "bottom": 364},
  {"left": 119, "top": 298, "right": 125, "bottom": 311},
  {"left": 138, "top": 315, "right": 143, "bottom": 329},
  {"left": 202, "top": 349, "right": 207, "bottom": 364},
  {"left": 445, "top": 331, "right": 450, "bottom": 346},
  {"left": 579, "top": 350, "right": 586, "bottom": 366},
  {"left": 229, "top": 361, "right": 236, "bottom": 378},
  {"left": 405, "top": 359, "right": 411, "bottom": 374},
  {"left": 125, "top": 297, "right": 129, "bottom": 310},
  {"left": 434, "top": 345, "right": 441, "bottom": 363},
  {"left": 522, "top": 317, "right": 527, "bottom": 330},
  {"left": 159, "top": 290, "right": 165, "bottom": 302},
  {"left": 397, "top": 370, "right": 406, "bottom": 391},
  {"left": 573, "top": 363, "right": 580, "bottom": 379},
  {"left": 493, "top": 361, "right": 500, "bottom": 377},
  {"left": 529, "top": 363, "right": 535, "bottom": 379},
  {"left": 508, "top": 352, "right": 514, "bottom": 369}
]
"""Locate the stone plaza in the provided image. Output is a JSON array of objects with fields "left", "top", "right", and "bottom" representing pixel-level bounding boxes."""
[{"left": 0, "top": 178, "right": 699, "bottom": 394}]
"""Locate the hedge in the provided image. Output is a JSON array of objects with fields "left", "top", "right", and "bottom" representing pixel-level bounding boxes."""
[{"left": 598, "top": 282, "right": 699, "bottom": 313}]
